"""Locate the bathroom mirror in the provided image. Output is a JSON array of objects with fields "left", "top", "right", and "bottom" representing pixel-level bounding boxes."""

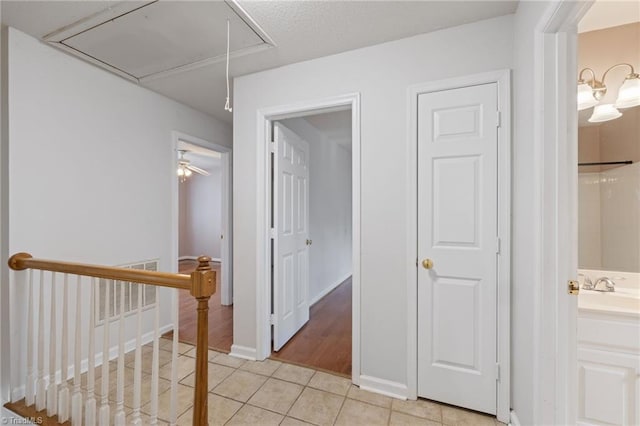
[{"left": 577, "top": 23, "right": 640, "bottom": 273}]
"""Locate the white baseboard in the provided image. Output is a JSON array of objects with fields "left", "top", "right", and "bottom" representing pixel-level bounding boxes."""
[
  {"left": 509, "top": 410, "right": 521, "bottom": 426},
  {"left": 359, "top": 375, "right": 408, "bottom": 400},
  {"left": 310, "top": 273, "right": 352, "bottom": 306},
  {"left": 10, "top": 323, "right": 174, "bottom": 402},
  {"left": 179, "top": 256, "right": 221, "bottom": 263},
  {"left": 1, "top": 404, "right": 23, "bottom": 420},
  {"left": 10, "top": 386, "right": 25, "bottom": 403},
  {"left": 229, "top": 344, "right": 257, "bottom": 361}
]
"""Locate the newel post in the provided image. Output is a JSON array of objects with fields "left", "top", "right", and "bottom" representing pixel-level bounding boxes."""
[{"left": 190, "top": 256, "right": 215, "bottom": 426}]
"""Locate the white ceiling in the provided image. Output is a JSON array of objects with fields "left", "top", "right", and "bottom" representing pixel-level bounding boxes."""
[
  {"left": 178, "top": 140, "right": 221, "bottom": 170},
  {"left": 579, "top": 0, "right": 640, "bottom": 33},
  {"left": 1, "top": 0, "right": 518, "bottom": 123}
]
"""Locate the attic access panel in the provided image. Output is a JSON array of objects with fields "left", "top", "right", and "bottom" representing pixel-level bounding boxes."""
[{"left": 46, "top": 0, "right": 273, "bottom": 82}]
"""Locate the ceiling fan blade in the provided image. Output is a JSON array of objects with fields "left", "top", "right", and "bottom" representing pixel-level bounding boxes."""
[{"left": 187, "top": 165, "right": 210, "bottom": 176}]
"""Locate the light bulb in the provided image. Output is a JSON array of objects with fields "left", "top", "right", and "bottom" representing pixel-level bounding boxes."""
[
  {"left": 185, "top": 168, "right": 192, "bottom": 177},
  {"left": 615, "top": 75, "right": 640, "bottom": 109},
  {"left": 177, "top": 167, "right": 184, "bottom": 177},
  {"left": 588, "top": 104, "right": 622, "bottom": 123},
  {"left": 577, "top": 83, "right": 598, "bottom": 111}
]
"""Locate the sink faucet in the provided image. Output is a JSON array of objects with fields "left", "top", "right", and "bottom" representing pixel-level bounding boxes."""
[
  {"left": 579, "top": 273, "right": 594, "bottom": 290},
  {"left": 592, "top": 277, "right": 615, "bottom": 292}
]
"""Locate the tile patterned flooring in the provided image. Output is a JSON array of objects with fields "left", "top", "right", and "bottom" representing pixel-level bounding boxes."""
[{"left": 101, "top": 339, "right": 505, "bottom": 426}]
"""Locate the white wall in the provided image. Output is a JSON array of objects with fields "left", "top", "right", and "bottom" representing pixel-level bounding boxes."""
[
  {"left": 232, "top": 15, "right": 513, "bottom": 390},
  {"left": 0, "top": 17, "right": 9, "bottom": 404},
  {"left": 5, "top": 27, "right": 231, "bottom": 398},
  {"left": 511, "top": 2, "right": 553, "bottom": 424},
  {"left": 578, "top": 173, "right": 602, "bottom": 269},
  {"left": 280, "top": 118, "right": 352, "bottom": 304},
  {"left": 600, "top": 163, "right": 640, "bottom": 272},
  {"left": 179, "top": 162, "right": 223, "bottom": 260}
]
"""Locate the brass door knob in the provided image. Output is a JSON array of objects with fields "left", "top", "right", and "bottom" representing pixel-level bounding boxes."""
[{"left": 422, "top": 258, "right": 434, "bottom": 269}]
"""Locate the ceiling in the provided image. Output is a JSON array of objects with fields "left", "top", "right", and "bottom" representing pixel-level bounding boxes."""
[
  {"left": 578, "top": 0, "right": 640, "bottom": 33},
  {"left": 1, "top": 0, "right": 518, "bottom": 123},
  {"left": 178, "top": 140, "right": 221, "bottom": 170}
]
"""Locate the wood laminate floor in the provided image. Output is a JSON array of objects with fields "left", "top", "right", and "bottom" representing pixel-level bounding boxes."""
[
  {"left": 270, "top": 277, "right": 352, "bottom": 377},
  {"left": 169, "top": 260, "right": 352, "bottom": 376},
  {"left": 164, "top": 259, "right": 233, "bottom": 353}
]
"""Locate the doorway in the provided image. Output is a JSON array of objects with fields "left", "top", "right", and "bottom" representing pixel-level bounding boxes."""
[
  {"left": 269, "top": 111, "right": 353, "bottom": 376},
  {"left": 171, "top": 131, "right": 233, "bottom": 352},
  {"left": 257, "top": 93, "right": 361, "bottom": 383},
  {"left": 408, "top": 70, "right": 511, "bottom": 420}
]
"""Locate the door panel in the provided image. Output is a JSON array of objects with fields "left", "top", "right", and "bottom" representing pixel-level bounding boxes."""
[
  {"left": 417, "top": 83, "right": 498, "bottom": 414},
  {"left": 273, "top": 122, "right": 310, "bottom": 351}
]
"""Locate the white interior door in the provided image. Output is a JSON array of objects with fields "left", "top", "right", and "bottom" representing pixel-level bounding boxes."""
[
  {"left": 273, "top": 122, "right": 310, "bottom": 351},
  {"left": 417, "top": 83, "right": 499, "bottom": 414}
]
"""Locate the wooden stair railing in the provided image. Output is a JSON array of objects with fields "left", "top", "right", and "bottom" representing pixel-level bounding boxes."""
[{"left": 5, "top": 252, "right": 215, "bottom": 426}]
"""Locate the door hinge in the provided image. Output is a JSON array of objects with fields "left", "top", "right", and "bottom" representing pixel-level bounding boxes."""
[
  {"left": 270, "top": 228, "right": 276, "bottom": 239},
  {"left": 496, "top": 111, "right": 502, "bottom": 128},
  {"left": 495, "top": 363, "right": 500, "bottom": 381},
  {"left": 496, "top": 237, "right": 501, "bottom": 255},
  {"left": 270, "top": 141, "right": 276, "bottom": 153},
  {"left": 270, "top": 314, "right": 275, "bottom": 325}
]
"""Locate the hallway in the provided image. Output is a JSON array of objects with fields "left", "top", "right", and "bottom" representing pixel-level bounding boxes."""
[
  {"left": 271, "top": 278, "right": 352, "bottom": 377},
  {"left": 166, "top": 259, "right": 233, "bottom": 353}
]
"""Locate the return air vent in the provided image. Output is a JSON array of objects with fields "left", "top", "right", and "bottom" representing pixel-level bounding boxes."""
[{"left": 96, "top": 260, "right": 159, "bottom": 324}]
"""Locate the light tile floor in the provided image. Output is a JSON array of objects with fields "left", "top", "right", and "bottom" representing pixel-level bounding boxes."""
[{"left": 75, "top": 340, "right": 505, "bottom": 426}]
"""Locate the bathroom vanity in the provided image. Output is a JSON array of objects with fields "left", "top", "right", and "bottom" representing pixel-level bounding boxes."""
[{"left": 577, "top": 270, "right": 640, "bottom": 426}]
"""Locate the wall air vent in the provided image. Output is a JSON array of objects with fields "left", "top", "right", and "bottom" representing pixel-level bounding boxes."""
[
  {"left": 43, "top": 0, "right": 274, "bottom": 84},
  {"left": 96, "top": 260, "right": 159, "bottom": 324}
]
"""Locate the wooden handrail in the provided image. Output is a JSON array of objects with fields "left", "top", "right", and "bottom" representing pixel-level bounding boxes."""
[
  {"left": 8, "top": 252, "right": 216, "bottom": 426},
  {"left": 8, "top": 252, "right": 191, "bottom": 290}
]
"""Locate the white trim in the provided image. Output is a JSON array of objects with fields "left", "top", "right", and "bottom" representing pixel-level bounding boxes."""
[
  {"left": 309, "top": 273, "right": 352, "bottom": 307},
  {"left": 532, "top": 2, "right": 593, "bottom": 425},
  {"left": 406, "top": 69, "right": 511, "bottom": 423},
  {"left": 256, "top": 93, "right": 361, "bottom": 386},
  {"left": 359, "top": 375, "right": 408, "bottom": 400},
  {"left": 229, "top": 344, "right": 257, "bottom": 361},
  {"left": 42, "top": 1, "right": 276, "bottom": 85},
  {"left": 171, "top": 131, "right": 233, "bottom": 306},
  {"left": 178, "top": 256, "right": 222, "bottom": 263},
  {"left": 9, "top": 323, "right": 173, "bottom": 402},
  {"left": 509, "top": 410, "right": 522, "bottom": 426},
  {"left": 1, "top": 405, "right": 23, "bottom": 420}
]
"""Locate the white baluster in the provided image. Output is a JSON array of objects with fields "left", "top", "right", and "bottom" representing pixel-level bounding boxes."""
[
  {"left": 169, "top": 289, "right": 179, "bottom": 426},
  {"left": 130, "top": 284, "right": 143, "bottom": 425},
  {"left": 58, "top": 274, "right": 70, "bottom": 422},
  {"left": 85, "top": 278, "right": 97, "bottom": 425},
  {"left": 149, "top": 287, "right": 160, "bottom": 424},
  {"left": 98, "top": 279, "right": 111, "bottom": 426},
  {"left": 71, "top": 275, "right": 83, "bottom": 425},
  {"left": 35, "top": 271, "right": 46, "bottom": 411},
  {"left": 114, "top": 282, "right": 126, "bottom": 425},
  {"left": 25, "top": 270, "right": 35, "bottom": 406},
  {"left": 46, "top": 273, "right": 58, "bottom": 417}
]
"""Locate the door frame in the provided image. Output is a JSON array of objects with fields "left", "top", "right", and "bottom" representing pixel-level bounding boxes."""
[
  {"left": 170, "top": 131, "right": 233, "bottom": 305},
  {"left": 406, "top": 69, "right": 511, "bottom": 422},
  {"left": 256, "top": 93, "right": 361, "bottom": 384},
  {"left": 531, "top": 2, "right": 593, "bottom": 425}
]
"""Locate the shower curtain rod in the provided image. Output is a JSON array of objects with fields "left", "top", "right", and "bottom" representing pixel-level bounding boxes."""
[{"left": 578, "top": 160, "right": 633, "bottom": 166}]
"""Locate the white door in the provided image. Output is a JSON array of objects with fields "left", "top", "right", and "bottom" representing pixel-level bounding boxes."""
[
  {"left": 417, "top": 83, "right": 499, "bottom": 414},
  {"left": 273, "top": 123, "right": 310, "bottom": 351}
]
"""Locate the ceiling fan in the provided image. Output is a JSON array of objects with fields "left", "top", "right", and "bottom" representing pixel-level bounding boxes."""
[{"left": 177, "top": 149, "right": 210, "bottom": 182}]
